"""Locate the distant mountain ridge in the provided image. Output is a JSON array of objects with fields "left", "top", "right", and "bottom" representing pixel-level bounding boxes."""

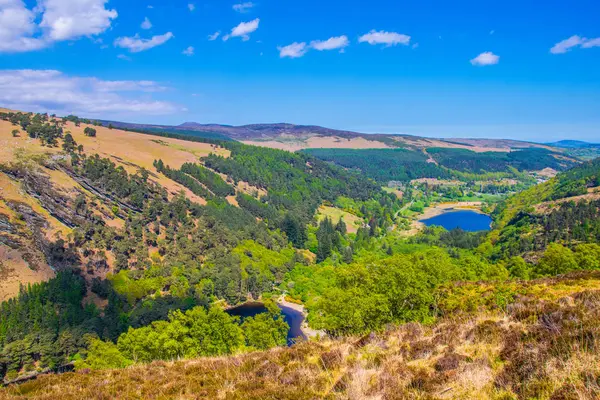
[
  {"left": 546, "top": 140, "right": 600, "bottom": 149},
  {"left": 101, "top": 119, "right": 555, "bottom": 152}
]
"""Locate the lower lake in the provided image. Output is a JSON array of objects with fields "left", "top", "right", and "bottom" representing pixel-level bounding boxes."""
[
  {"left": 226, "top": 302, "right": 306, "bottom": 345},
  {"left": 420, "top": 209, "right": 492, "bottom": 232}
]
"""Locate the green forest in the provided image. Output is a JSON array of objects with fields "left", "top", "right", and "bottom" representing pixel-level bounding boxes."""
[{"left": 303, "top": 147, "right": 576, "bottom": 183}]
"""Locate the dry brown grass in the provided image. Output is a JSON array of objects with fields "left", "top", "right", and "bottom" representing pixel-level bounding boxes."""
[
  {"left": 0, "top": 116, "right": 237, "bottom": 299},
  {"left": 5, "top": 272, "right": 600, "bottom": 399}
]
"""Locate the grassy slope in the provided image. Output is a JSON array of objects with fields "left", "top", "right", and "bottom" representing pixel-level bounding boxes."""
[
  {"left": 4, "top": 271, "right": 600, "bottom": 399},
  {"left": 0, "top": 117, "right": 233, "bottom": 300}
]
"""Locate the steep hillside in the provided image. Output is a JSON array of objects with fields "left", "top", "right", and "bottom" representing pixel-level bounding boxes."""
[
  {"left": 4, "top": 271, "right": 600, "bottom": 399},
  {"left": 0, "top": 112, "right": 233, "bottom": 301},
  {"left": 491, "top": 158, "right": 600, "bottom": 259}
]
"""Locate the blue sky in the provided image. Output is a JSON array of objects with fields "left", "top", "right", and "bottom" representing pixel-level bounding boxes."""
[{"left": 1, "top": 0, "right": 599, "bottom": 141}]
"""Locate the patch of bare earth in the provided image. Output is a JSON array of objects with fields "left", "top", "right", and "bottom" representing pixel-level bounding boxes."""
[
  {"left": 243, "top": 135, "right": 392, "bottom": 151},
  {"left": 0, "top": 245, "right": 54, "bottom": 302}
]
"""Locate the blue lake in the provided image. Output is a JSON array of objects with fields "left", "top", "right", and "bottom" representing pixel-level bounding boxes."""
[{"left": 420, "top": 210, "right": 492, "bottom": 232}]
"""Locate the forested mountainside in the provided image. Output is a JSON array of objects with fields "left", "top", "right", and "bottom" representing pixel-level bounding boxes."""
[
  {"left": 302, "top": 147, "right": 576, "bottom": 183},
  {"left": 1, "top": 109, "right": 600, "bottom": 399},
  {"left": 490, "top": 157, "right": 600, "bottom": 261}
]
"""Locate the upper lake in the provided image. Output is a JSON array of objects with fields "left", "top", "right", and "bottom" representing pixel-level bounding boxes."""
[{"left": 420, "top": 210, "right": 492, "bottom": 232}]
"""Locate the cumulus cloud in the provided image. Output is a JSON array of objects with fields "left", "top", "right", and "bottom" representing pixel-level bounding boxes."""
[
  {"left": 310, "top": 35, "right": 349, "bottom": 51},
  {"left": 0, "top": 0, "right": 45, "bottom": 52},
  {"left": 0, "top": 0, "right": 117, "bottom": 53},
  {"left": 39, "top": 0, "right": 117, "bottom": 41},
  {"left": 208, "top": 31, "right": 220, "bottom": 41},
  {"left": 358, "top": 30, "right": 410, "bottom": 47},
  {"left": 550, "top": 35, "right": 600, "bottom": 54},
  {"left": 278, "top": 42, "right": 308, "bottom": 58},
  {"left": 0, "top": 69, "right": 178, "bottom": 116},
  {"left": 182, "top": 46, "right": 194, "bottom": 56},
  {"left": 114, "top": 32, "right": 174, "bottom": 53},
  {"left": 141, "top": 17, "right": 152, "bottom": 30},
  {"left": 470, "top": 51, "right": 499, "bottom": 66},
  {"left": 223, "top": 18, "right": 259, "bottom": 41},
  {"left": 233, "top": 2, "right": 254, "bottom": 13},
  {"left": 188, "top": 3, "right": 195, "bottom": 11}
]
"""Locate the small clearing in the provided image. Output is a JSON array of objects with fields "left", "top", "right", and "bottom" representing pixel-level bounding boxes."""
[{"left": 316, "top": 205, "right": 363, "bottom": 233}]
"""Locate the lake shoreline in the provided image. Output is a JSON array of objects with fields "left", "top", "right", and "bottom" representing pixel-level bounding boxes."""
[
  {"left": 277, "top": 296, "right": 326, "bottom": 340},
  {"left": 417, "top": 201, "right": 485, "bottom": 221},
  {"left": 226, "top": 298, "right": 325, "bottom": 344},
  {"left": 408, "top": 201, "right": 486, "bottom": 234}
]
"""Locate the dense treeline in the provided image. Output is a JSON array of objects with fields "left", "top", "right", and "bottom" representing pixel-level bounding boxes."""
[
  {"left": 78, "top": 301, "right": 288, "bottom": 370},
  {"left": 180, "top": 162, "right": 235, "bottom": 197},
  {"left": 153, "top": 160, "right": 213, "bottom": 199},
  {"left": 153, "top": 160, "right": 235, "bottom": 198},
  {"left": 427, "top": 147, "right": 576, "bottom": 174},
  {"left": 0, "top": 273, "right": 102, "bottom": 379},
  {"left": 492, "top": 158, "right": 600, "bottom": 258},
  {"left": 550, "top": 157, "right": 600, "bottom": 200},
  {"left": 288, "top": 247, "right": 508, "bottom": 336},
  {"left": 302, "top": 147, "right": 575, "bottom": 184},
  {"left": 302, "top": 148, "right": 451, "bottom": 183},
  {"left": 203, "top": 143, "right": 389, "bottom": 224},
  {"left": 495, "top": 199, "right": 600, "bottom": 258}
]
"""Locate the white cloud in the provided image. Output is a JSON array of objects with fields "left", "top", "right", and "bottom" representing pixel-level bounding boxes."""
[
  {"left": 208, "top": 31, "right": 220, "bottom": 41},
  {"left": 551, "top": 35, "right": 600, "bottom": 54},
  {"left": 470, "top": 51, "right": 499, "bottom": 66},
  {"left": 278, "top": 42, "right": 308, "bottom": 58},
  {"left": 310, "top": 35, "right": 349, "bottom": 51},
  {"left": 550, "top": 35, "right": 583, "bottom": 54},
  {"left": 0, "top": 0, "right": 45, "bottom": 52},
  {"left": 582, "top": 38, "right": 600, "bottom": 49},
  {"left": 38, "top": 0, "right": 117, "bottom": 41},
  {"left": 223, "top": 18, "right": 259, "bottom": 41},
  {"left": 0, "top": 69, "right": 178, "bottom": 116},
  {"left": 141, "top": 17, "right": 152, "bottom": 30},
  {"left": 182, "top": 46, "right": 194, "bottom": 56},
  {"left": 0, "top": 0, "right": 117, "bottom": 53},
  {"left": 114, "top": 32, "right": 174, "bottom": 53},
  {"left": 233, "top": 2, "right": 254, "bottom": 13},
  {"left": 358, "top": 30, "right": 410, "bottom": 47},
  {"left": 188, "top": 3, "right": 195, "bottom": 11},
  {"left": 117, "top": 54, "right": 132, "bottom": 61}
]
